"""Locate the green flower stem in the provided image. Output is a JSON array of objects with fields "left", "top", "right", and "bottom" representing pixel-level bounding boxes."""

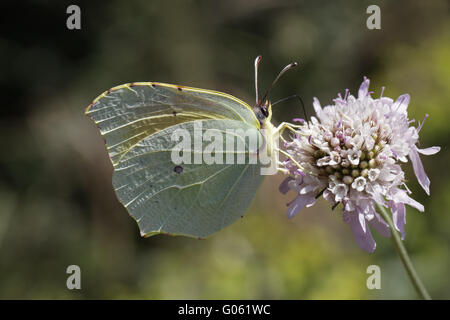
[{"left": 376, "top": 203, "right": 431, "bottom": 300}]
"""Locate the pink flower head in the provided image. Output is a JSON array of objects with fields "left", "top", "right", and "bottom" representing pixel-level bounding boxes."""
[{"left": 280, "top": 77, "right": 440, "bottom": 252}]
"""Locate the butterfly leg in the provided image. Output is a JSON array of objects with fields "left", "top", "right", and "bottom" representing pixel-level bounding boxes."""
[
  {"left": 274, "top": 121, "right": 303, "bottom": 138},
  {"left": 273, "top": 122, "right": 318, "bottom": 177}
]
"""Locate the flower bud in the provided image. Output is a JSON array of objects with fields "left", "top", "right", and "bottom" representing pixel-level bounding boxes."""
[
  {"left": 343, "top": 175, "right": 353, "bottom": 185},
  {"left": 359, "top": 160, "right": 368, "bottom": 169},
  {"left": 330, "top": 137, "right": 340, "bottom": 147},
  {"left": 361, "top": 168, "right": 369, "bottom": 177}
]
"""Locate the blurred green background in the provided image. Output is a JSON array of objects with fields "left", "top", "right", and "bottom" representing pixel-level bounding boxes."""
[{"left": 0, "top": 0, "right": 448, "bottom": 299}]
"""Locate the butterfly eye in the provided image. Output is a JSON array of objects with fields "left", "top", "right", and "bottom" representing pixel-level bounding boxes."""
[{"left": 261, "top": 107, "right": 269, "bottom": 117}]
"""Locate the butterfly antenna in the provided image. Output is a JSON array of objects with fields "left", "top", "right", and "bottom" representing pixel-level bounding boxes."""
[
  {"left": 272, "top": 94, "right": 308, "bottom": 119},
  {"left": 254, "top": 55, "right": 262, "bottom": 104},
  {"left": 260, "top": 61, "right": 298, "bottom": 104}
]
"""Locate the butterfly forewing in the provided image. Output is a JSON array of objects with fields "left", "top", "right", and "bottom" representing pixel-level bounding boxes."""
[{"left": 86, "top": 83, "right": 259, "bottom": 166}]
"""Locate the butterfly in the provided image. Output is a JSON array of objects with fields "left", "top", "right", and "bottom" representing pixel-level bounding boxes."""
[{"left": 85, "top": 56, "right": 299, "bottom": 238}]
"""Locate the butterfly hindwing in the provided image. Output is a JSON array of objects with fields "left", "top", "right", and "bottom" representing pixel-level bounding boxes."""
[{"left": 112, "top": 119, "right": 264, "bottom": 238}]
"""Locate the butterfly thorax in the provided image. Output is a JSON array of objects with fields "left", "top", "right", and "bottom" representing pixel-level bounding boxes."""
[{"left": 252, "top": 100, "right": 277, "bottom": 164}]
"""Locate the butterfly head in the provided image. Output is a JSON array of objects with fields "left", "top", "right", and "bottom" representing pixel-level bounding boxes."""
[
  {"left": 253, "top": 100, "right": 272, "bottom": 125},
  {"left": 253, "top": 56, "right": 297, "bottom": 126}
]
